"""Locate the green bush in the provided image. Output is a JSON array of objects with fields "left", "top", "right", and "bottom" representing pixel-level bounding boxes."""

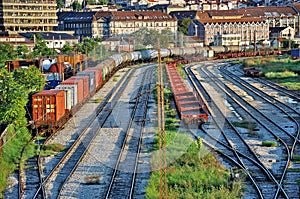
[
  {"left": 265, "top": 71, "right": 298, "bottom": 79},
  {"left": 262, "top": 141, "right": 277, "bottom": 147},
  {"left": 232, "top": 121, "right": 257, "bottom": 130}
]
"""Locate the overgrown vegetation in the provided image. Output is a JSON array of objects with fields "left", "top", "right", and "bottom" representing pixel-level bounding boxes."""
[
  {"left": 146, "top": 79, "right": 244, "bottom": 198},
  {"left": 262, "top": 141, "right": 278, "bottom": 147},
  {"left": 243, "top": 57, "right": 300, "bottom": 90},
  {"left": 146, "top": 138, "right": 244, "bottom": 198},
  {"left": 0, "top": 67, "right": 45, "bottom": 197}
]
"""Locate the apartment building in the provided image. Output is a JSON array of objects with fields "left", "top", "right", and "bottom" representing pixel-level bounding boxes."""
[
  {"left": 189, "top": 17, "right": 269, "bottom": 46},
  {"left": 0, "top": 0, "right": 58, "bottom": 35},
  {"left": 57, "top": 11, "right": 177, "bottom": 39}
]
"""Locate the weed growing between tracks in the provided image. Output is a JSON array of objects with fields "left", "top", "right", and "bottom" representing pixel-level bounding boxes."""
[
  {"left": 146, "top": 139, "right": 244, "bottom": 199},
  {"left": 262, "top": 141, "right": 278, "bottom": 147},
  {"left": 146, "top": 75, "right": 243, "bottom": 198}
]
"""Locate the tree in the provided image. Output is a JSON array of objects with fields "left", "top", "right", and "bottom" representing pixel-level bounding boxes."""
[
  {"left": 178, "top": 18, "right": 192, "bottom": 35},
  {"left": 12, "top": 66, "right": 45, "bottom": 94},
  {"left": 61, "top": 43, "right": 74, "bottom": 54},
  {"left": 56, "top": 0, "right": 64, "bottom": 9},
  {"left": 16, "top": 45, "right": 29, "bottom": 59},
  {"left": 98, "top": 0, "right": 108, "bottom": 5},
  {"left": 32, "top": 33, "right": 56, "bottom": 57},
  {"left": 133, "top": 28, "right": 174, "bottom": 49},
  {"left": 75, "top": 37, "right": 98, "bottom": 55},
  {"left": 72, "top": 0, "right": 82, "bottom": 10},
  {"left": 282, "top": 39, "right": 297, "bottom": 49},
  {"left": 0, "top": 68, "right": 27, "bottom": 125},
  {"left": 0, "top": 43, "right": 16, "bottom": 63},
  {"left": 0, "top": 66, "right": 45, "bottom": 126}
]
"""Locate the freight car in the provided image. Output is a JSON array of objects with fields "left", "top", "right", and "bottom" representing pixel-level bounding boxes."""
[
  {"left": 243, "top": 67, "right": 263, "bottom": 77},
  {"left": 165, "top": 60, "right": 208, "bottom": 125},
  {"left": 31, "top": 45, "right": 287, "bottom": 132}
]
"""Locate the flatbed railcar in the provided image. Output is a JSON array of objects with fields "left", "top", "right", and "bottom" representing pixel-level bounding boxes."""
[{"left": 165, "top": 60, "right": 208, "bottom": 125}]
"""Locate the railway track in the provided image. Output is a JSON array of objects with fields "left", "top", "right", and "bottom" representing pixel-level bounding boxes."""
[
  {"left": 230, "top": 64, "right": 300, "bottom": 110},
  {"left": 18, "top": 138, "right": 44, "bottom": 199},
  {"left": 219, "top": 65, "right": 300, "bottom": 198},
  {"left": 104, "top": 67, "right": 154, "bottom": 198},
  {"left": 186, "top": 65, "right": 282, "bottom": 198},
  {"left": 201, "top": 65, "right": 292, "bottom": 198},
  {"left": 30, "top": 67, "right": 137, "bottom": 199}
]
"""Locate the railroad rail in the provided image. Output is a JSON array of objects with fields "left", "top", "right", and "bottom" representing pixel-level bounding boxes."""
[
  {"left": 220, "top": 66, "right": 300, "bottom": 198},
  {"left": 105, "top": 67, "right": 154, "bottom": 198},
  {"left": 31, "top": 67, "right": 137, "bottom": 199},
  {"left": 185, "top": 65, "right": 283, "bottom": 198},
  {"left": 201, "top": 64, "right": 292, "bottom": 198}
]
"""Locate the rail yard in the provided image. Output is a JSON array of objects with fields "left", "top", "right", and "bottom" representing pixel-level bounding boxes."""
[
  {"left": 187, "top": 60, "right": 300, "bottom": 199},
  {"left": 3, "top": 52, "right": 300, "bottom": 199}
]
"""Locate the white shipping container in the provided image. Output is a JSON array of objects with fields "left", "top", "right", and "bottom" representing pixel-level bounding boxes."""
[
  {"left": 64, "top": 88, "right": 72, "bottom": 110},
  {"left": 55, "top": 84, "right": 78, "bottom": 108}
]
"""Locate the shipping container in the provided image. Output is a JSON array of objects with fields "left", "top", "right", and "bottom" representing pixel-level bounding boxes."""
[
  {"left": 77, "top": 71, "right": 95, "bottom": 92},
  {"left": 291, "top": 48, "right": 300, "bottom": 59},
  {"left": 55, "top": 84, "right": 77, "bottom": 108},
  {"left": 32, "top": 90, "right": 65, "bottom": 125},
  {"left": 70, "top": 76, "right": 89, "bottom": 99},
  {"left": 85, "top": 67, "right": 102, "bottom": 88},
  {"left": 60, "top": 78, "right": 84, "bottom": 103}
]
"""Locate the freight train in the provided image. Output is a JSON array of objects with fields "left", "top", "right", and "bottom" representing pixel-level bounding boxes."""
[
  {"left": 5, "top": 54, "right": 85, "bottom": 90},
  {"left": 30, "top": 45, "right": 287, "bottom": 132}
]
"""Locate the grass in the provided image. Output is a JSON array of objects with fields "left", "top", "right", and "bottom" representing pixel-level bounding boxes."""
[
  {"left": 262, "top": 141, "right": 278, "bottom": 147},
  {"left": 292, "top": 155, "right": 300, "bottom": 161},
  {"left": 113, "top": 76, "right": 118, "bottom": 82},
  {"left": 176, "top": 63, "right": 187, "bottom": 78},
  {"left": 0, "top": 125, "right": 31, "bottom": 197},
  {"left": 40, "top": 143, "right": 65, "bottom": 156},
  {"left": 146, "top": 138, "right": 244, "bottom": 199},
  {"left": 232, "top": 121, "right": 257, "bottom": 130},
  {"left": 243, "top": 57, "right": 300, "bottom": 90},
  {"left": 265, "top": 71, "right": 298, "bottom": 79},
  {"left": 287, "top": 168, "right": 300, "bottom": 172},
  {"left": 90, "top": 98, "right": 103, "bottom": 103},
  {"left": 146, "top": 80, "right": 244, "bottom": 198}
]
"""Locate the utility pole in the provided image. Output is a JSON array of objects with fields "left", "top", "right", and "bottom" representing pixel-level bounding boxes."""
[
  {"left": 288, "top": 28, "right": 291, "bottom": 50},
  {"left": 254, "top": 30, "right": 257, "bottom": 56},
  {"left": 157, "top": 39, "right": 167, "bottom": 199}
]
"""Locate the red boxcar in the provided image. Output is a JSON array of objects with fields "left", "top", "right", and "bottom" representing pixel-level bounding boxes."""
[
  {"left": 60, "top": 78, "right": 84, "bottom": 103},
  {"left": 70, "top": 76, "right": 89, "bottom": 99},
  {"left": 32, "top": 90, "right": 65, "bottom": 127},
  {"left": 85, "top": 67, "right": 103, "bottom": 88}
]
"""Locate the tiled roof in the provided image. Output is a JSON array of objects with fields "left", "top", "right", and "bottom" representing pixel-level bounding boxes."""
[
  {"left": 110, "top": 11, "right": 176, "bottom": 21},
  {"left": 289, "top": 3, "right": 300, "bottom": 13},
  {"left": 198, "top": 17, "right": 264, "bottom": 24},
  {"left": 58, "top": 10, "right": 176, "bottom": 23},
  {"left": 238, "top": 6, "right": 296, "bottom": 18},
  {"left": 197, "top": 6, "right": 297, "bottom": 19}
]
